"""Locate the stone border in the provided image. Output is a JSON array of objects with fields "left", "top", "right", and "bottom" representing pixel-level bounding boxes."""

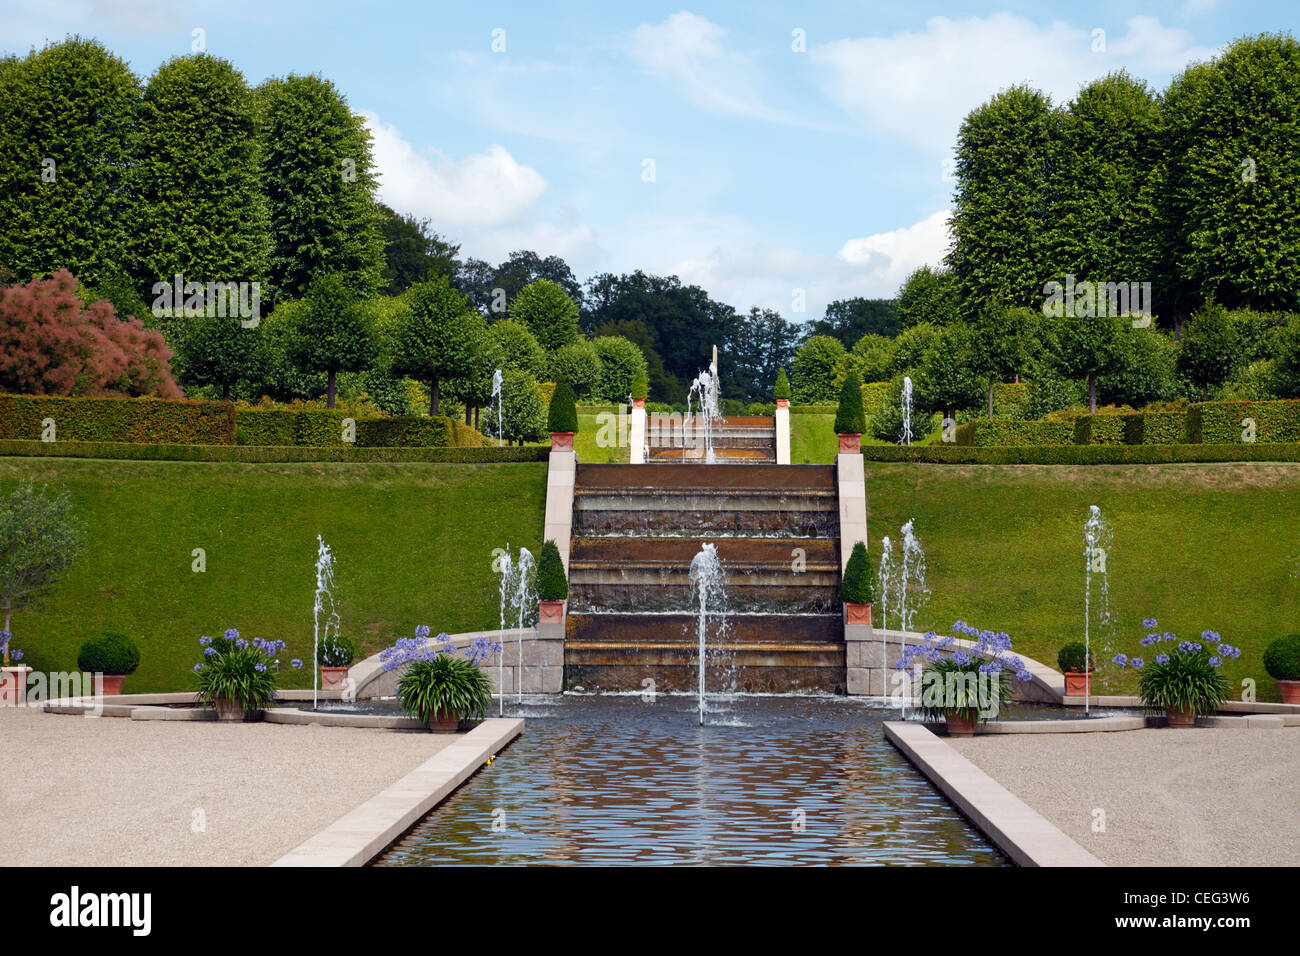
[
  {"left": 272, "top": 717, "right": 523, "bottom": 867},
  {"left": 349, "top": 627, "right": 563, "bottom": 698},
  {"left": 885, "top": 720, "right": 1104, "bottom": 867}
]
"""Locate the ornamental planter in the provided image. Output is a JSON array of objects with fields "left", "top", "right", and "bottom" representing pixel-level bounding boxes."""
[
  {"left": 538, "top": 599, "right": 565, "bottom": 624},
  {"left": 1062, "top": 671, "right": 1091, "bottom": 697},
  {"left": 1278, "top": 680, "right": 1300, "bottom": 705},
  {"left": 776, "top": 398, "right": 789, "bottom": 409},
  {"left": 214, "top": 701, "right": 263, "bottom": 722},
  {"left": 633, "top": 398, "right": 645, "bottom": 410},
  {"left": 96, "top": 674, "right": 127, "bottom": 697},
  {"left": 320, "top": 665, "right": 349, "bottom": 690},
  {"left": 550, "top": 431, "right": 575, "bottom": 451},
  {"left": 0, "top": 666, "right": 32, "bottom": 706},
  {"left": 844, "top": 602, "right": 872, "bottom": 627},
  {"left": 837, "top": 433, "right": 861, "bottom": 453},
  {"left": 945, "top": 713, "right": 977, "bottom": 737},
  {"left": 1164, "top": 707, "right": 1196, "bottom": 728},
  {"left": 427, "top": 711, "right": 459, "bottom": 733}
]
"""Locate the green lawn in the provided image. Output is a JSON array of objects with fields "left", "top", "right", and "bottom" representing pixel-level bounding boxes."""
[
  {"left": 790, "top": 413, "right": 941, "bottom": 464},
  {"left": 520, "top": 412, "right": 627, "bottom": 462},
  {"left": 865, "top": 462, "right": 1300, "bottom": 700},
  {"left": 0, "top": 459, "right": 547, "bottom": 692}
]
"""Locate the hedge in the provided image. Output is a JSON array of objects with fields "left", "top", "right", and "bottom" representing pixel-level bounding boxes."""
[
  {"left": 790, "top": 405, "right": 838, "bottom": 415},
  {"left": 861, "top": 381, "right": 891, "bottom": 411},
  {"left": 0, "top": 439, "right": 550, "bottom": 463},
  {"left": 0, "top": 394, "right": 235, "bottom": 444},
  {"left": 1187, "top": 399, "right": 1300, "bottom": 444},
  {"left": 354, "top": 416, "right": 452, "bottom": 448},
  {"left": 1140, "top": 410, "right": 1190, "bottom": 445},
  {"left": 234, "top": 408, "right": 346, "bottom": 446},
  {"left": 1072, "top": 414, "right": 1127, "bottom": 445},
  {"left": 859, "top": 443, "right": 1300, "bottom": 464},
  {"left": 954, "top": 420, "right": 1073, "bottom": 446}
]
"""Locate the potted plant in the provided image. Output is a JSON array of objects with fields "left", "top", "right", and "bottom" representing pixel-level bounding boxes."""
[
  {"left": 1263, "top": 634, "right": 1300, "bottom": 704},
  {"left": 194, "top": 629, "right": 284, "bottom": 721},
  {"left": 1057, "top": 641, "right": 1094, "bottom": 697},
  {"left": 897, "top": 621, "right": 1034, "bottom": 736},
  {"left": 774, "top": 367, "right": 791, "bottom": 409},
  {"left": 547, "top": 380, "right": 579, "bottom": 451},
  {"left": 393, "top": 644, "right": 495, "bottom": 732},
  {"left": 319, "top": 634, "right": 356, "bottom": 689},
  {"left": 77, "top": 632, "right": 140, "bottom": 696},
  {"left": 1113, "top": 618, "right": 1239, "bottom": 726},
  {"left": 0, "top": 630, "right": 28, "bottom": 706},
  {"left": 840, "top": 540, "right": 875, "bottom": 627},
  {"left": 536, "top": 539, "right": 567, "bottom": 623},
  {"left": 834, "top": 370, "right": 866, "bottom": 453},
  {"left": 630, "top": 371, "right": 649, "bottom": 409}
]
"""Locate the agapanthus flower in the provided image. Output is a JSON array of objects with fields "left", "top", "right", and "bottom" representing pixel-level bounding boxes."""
[
  {"left": 1130, "top": 657, "right": 1144, "bottom": 669},
  {"left": 199, "top": 635, "right": 213, "bottom": 647},
  {"left": 254, "top": 663, "right": 267, "bottom": 673},
  {"left": 203, "top": 646, "right": 217, "bottom": 656},
  {"left": 1142, "top": 618, "right": 1158, "bottom": 629},
  {"left": 415, "top": 624, "right": 431, "bottom": 639},
  {"left": 224, "top": 628, "right": 239, "bottom": 641},
  {"left": 1156, "top": 653, "right": 1170, "bottom": 665},
  {"left": 1113, "top": 654, "right": 1129, "bottom": 667},
  {"left": 1208, "top": 656, "right": 1223, "bottom": 667},
  {"left": 193, "top": 663, "right": 203, "bottom": 673},
  {"left": 1016, "top": 669, "right": 1033, "bottom": 682},
  {"left": 235, "top": 638, "right": 249, "bottom": 650},
  {"left": 11, "top": 649, "right": 22, "bottom": 661},
  {"left": 290, "top": 659, "right": 303, "bottom": 669}
]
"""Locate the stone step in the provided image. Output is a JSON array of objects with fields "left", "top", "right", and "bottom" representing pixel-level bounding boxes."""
[
  {"left": 569, "top": 535, "right": 839, "bottom": 567},
  {"left": 567, "top": 582, "right": 838, "bottom": 615},
  {"left": 566, "top": 612, "right": 843, "bottom": 645},
  {"left": 564, "top": 641, "right": 845, "bottom": 694},
  {"left": 574, "top": 462, "right": 835, "bottom": 492},
  {"left": 647, "top": 447, "right": 776, "bottom": 463},
  {"left": 571, "top": 507, "right": 839, "bottom": 538}
]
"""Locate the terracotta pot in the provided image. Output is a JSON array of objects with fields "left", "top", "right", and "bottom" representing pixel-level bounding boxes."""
[
  {"left": 945, "top": 712, "right": 977, "bottom": 736},
  {"left": 1062, "top": 671, "right": 1091, "bottom": 697},
  {"left": 214, "top": 701, "right": 255, "bottom": 722},
  {"left": 1278, "top": 679, "right": 1300, "bottom": 705},
  {"left": 550, "top": 431, "right": 575, "bottom": 451},
  {"left": 538, "top": 599, "right": 565, "bottom": 624},
  {"left": 96, "top": 674, "right": 127, "bottom": 696},
  {"left": 837, "top": 433, "right": 861, "bottom": 453},
  {"left": 320, "top": 665, "right": 349, "bottom": 690},
  {"left": 1165, "top": 707, "right": 1196, "bottom": 727},
  {"left": 633, "top": 398, "right": 646, "bottom": 409},
  {"left": 427, "top": 711, "right": 459, "bottom": 733},
  {"left": 775, "top": 398, "right": 789, "bottom": 409},
  {"left": 844, "top": 602, "right": 872, "bottom": 627},
  {"left": 0, "top": 666, "right": 32, "bottom": 706}
]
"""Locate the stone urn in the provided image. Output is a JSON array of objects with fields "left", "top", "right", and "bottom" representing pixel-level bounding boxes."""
[
  {"left": 96, "top": 674, "right": 127, "bottom": 697},
  {"left": 550, "top": 431, "right": 575, "bottom": 452},
  {"left": 945, "top": 712, "right": 977, "bottom": 737},
  {"left": 1277, "top": 680, "right": 1300, "bottom": 705},
  {"left": 1165, "top": 707, "right": 1196, "bottom": 728},
  {"left": 538, "top": 599, "right": 565, "bottom": 624},
  {"left": 837, "top": 433, "right": 861, "bottom": 453},
  {"left": 843, "top": 602, "right": 872, "bottom": 627},
  {"left": 1062, "top": 671, "right": 1090, "bottom": 697},
  {"left": 320, "top": 665, "right": 349, "bottom": 690}
]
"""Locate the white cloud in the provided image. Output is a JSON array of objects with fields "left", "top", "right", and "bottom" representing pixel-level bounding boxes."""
[
  {"left": 836, "top": 209, "right": 952, "bottom": 293},
  {"left": 362, "top": 110, "right": 547, "bottom": 228},
  {"left": 811, "top": 13, "right": 1219, "bottom": 153}
]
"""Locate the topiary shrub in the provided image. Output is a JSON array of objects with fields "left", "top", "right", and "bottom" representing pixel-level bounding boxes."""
[
  {"left": 631, "top": 371, "right": 649, "bottom": 402},
  {"left": 547, "top": 381, "right": 578, "bottom": 434},
  {"left": 1057, "top": 641, "right": 1094, "bottom": 673},
  {"left": 774, "top": 367, "right": 791, "bottom": 400},
  {"left": 1263, "top": 634, "right": 1300, "bottom": 681},
  {"left": 834, "top": 371, "right": 866, "bottom": 435},
  {"left": 320, "top": 634, "right": 357, "bottom": 668},
  {"left": 840, "top": 541, "right": 876, "bottom": 604},
  {"left": 77, "top": 632, "right": 140, "bottom": 675},
  {"left": 537, "top": 539, "right": 568, "bottom": 601}
]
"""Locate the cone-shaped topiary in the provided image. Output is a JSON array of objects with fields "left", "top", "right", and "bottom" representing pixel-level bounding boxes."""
[
  {"left": 547, "top": 380, "right": 579, "bottom": 433},
  {"left": 840, "top": 541, "right": 876, "bottom": 604},
  {"left": 774, "top": 367, "right": 791, "bottom": 400},
  {"left": 537, "top": 539, "right": 568, "bottom": 601},
  {"left": 834, "top": 371, "right": 866, "bottom": 434},
  {"left": 630, "top": 371, "right": 649, "bottom": 401}
]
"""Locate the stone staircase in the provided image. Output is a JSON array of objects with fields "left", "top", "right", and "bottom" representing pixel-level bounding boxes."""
[
  {"left": 645, "top": 415, "right": 776, "bottom": 464},
  {"left": 564, "top": 462, "right": 845, "bottom": 693}
]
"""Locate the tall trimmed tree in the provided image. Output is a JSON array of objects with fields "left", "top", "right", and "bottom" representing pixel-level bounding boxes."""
[
  {"left": 290, "top": 273, "right": 378, "bottom": 407},
  {"left": 509, "top": 278, "right": 581, "bottom": 351},
  {"left": 389, "top": 277, "right": 477, "bottom": 416},
  {"left": 967, "top": 306, "right": 1031, "bottom": 418},
  {"left": 1049, "top": 312, "right": 1127, "bottom": 412},
  {"left": 1177, "top": 303, "right": 1241, "bottom": 400}
]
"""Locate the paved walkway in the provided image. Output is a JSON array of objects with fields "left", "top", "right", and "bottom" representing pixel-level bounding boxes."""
[
  {"left": 949, "top": 727, "right": 1300, "bottom": 866},
  {"left": 1, "top": 705, "right": 456, "bottom": 866}
]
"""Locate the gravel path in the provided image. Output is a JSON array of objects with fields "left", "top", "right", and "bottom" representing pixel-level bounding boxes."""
[
  {"left": 949, "top": 728, "right": 1300, "bottom": 866},
  {"left": 1, "top": 706, "right": 456, "bottom": 866}
]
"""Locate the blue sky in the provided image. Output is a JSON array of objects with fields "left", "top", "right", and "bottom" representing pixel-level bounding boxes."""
[{"left": 3, "top": 1, "right": 1296, "bottom": 321}]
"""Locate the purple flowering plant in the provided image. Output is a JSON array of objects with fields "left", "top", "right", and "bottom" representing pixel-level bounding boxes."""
[
  {"left": 1113, "top": 618, "right": 1238, "bottom": 717},
  {"left": 194, "top": 627, "right": 282, "bottom": 715},
  {"left": 380, "top": 626, "right": 503, "bottom": 672},
  {"left": 895, "top": 621, "right": 1035, "bottom": 722},
  {"left": 0, "top": 629, "right": 23, "bottom": 666}
]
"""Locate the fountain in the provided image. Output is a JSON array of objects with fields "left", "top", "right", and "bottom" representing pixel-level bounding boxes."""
[
  {"left": 897, "top": 519, "right": 929, "bottom": 714},
  {"left": 511, "top": 547, "right": 536, "bottom": 701},
  {"left": 490, "top": 369, "right": 504, "bottom": 446},
  {"left": 683, "top": 349, "right": 721, "bottom": 463},
  {"left": 1082, "top": 505, "right": 1113, "bottom": 715},
  {"left": 688, "top": 542, "right": 726, "bottom": 725},
  {"left": 877, "top": 535, "right": 894, "bottom": 698},
  {"left": 900, "top": 376, "right": 914, "bottom": 446},
  {"left": 312, "top": 534, "right": 341, "bottom": 708},
  {"left": 495, "top": 546, "right": 514, "bottom": 715}
]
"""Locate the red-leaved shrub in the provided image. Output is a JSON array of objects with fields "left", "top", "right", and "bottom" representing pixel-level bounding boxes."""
[{"left": 0, "top": 270, "right": 181, "bottom": 397}]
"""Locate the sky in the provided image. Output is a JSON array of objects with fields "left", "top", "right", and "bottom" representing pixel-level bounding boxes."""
[{"left": 2, "top": 0, "right": 1296, "bottom": 322}]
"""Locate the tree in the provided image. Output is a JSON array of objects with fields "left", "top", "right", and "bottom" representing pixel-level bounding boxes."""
[
  {"left": 493, "top": 251, "right": 584, "bottom": 307},
  {"left": 378, "top": 204, "right": 461, "bottom": 295},
  {"left": 0, "top": 38, "right": 141, "bottom": 292},
  {"left": 914, "top": 323, "right": 982, "bottom": 419},
  {"left": 0, "top": 270, "right": 181, "bottom": 398},
  {"left": 443, "top": 314, "right": 498, "bottom": 427},
  {"left": 1270, "top": 316, "right": 1300, "bottom": 398},
  {"left": 548, "top": 340, "right": 602, "bottom": 399},
  {"left": 590, "top": 335, "right": 648, "bottom": 403},
  {"left": 1098, "top": 328, "right": 1178, "bottom": 408},
  {"left": 1177, "top": 303, "right": 1241, "bottom": 400},
  {"left": 896, "top": 266, "right": 960, "bottom": 328},
  {"left": 967, "top": 306, "right": 1031, "bottom": 418},
  {"left": 486, "top": 318, "right": 547, "bottom": 378},
  {"left": 174, "top": 310, "right": 266, "bottom": 401},
  {"left": 834, "top": 371, "right": 866, "bottom": 435},
  {"left": 257, "top": 74, "right": 385, "bottom": 302},
  {"left": 135, "top": 55, "right": 271, "bottom": 301},
  {"left": 510, "top": 278, "right": 581, "bottom": 351},
  {"left": 0, "top": 481, "right": 84, "bottom": 658},
  {"left": 727, "top": 307, "right": 798, "bottom": 402},
  {"left": 390, "top": 277, "right": 477, "bottom": 415},
  {"left": 790, "top": 335, "right": 846, "bottom": 403},
  {"left": 494, "top": 369, "right": 548, "bottom": 445},
  {"left": 889, "top": 322, "right": 942, "bottom": 376},
  {"left": 1049, "top": 312, "right": 1128, "bottom": 412},
  {"left": 834, "top": 333, "right": 895, "bottom": 389},
  {"left": 289, "top": 273, "right": 378, "bottom": 407},
  {"left": 806, "top": 298, "right": 900, "bottom": 341}
]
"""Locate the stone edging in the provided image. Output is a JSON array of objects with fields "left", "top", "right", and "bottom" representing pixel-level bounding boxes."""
[
  {"left": 271, "top": 717, "right": 524, "bottom": 867},
  {"left": 885, "top": 720, "right": 1104, "bottom": 867}
]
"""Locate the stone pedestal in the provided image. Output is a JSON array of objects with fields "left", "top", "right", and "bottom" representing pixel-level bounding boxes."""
[
  {"left": 774, "top": 399, "right": 790, "bottom": 464},
  {"left": 630, "top": 399, "right": 647, "bottom": 464}
]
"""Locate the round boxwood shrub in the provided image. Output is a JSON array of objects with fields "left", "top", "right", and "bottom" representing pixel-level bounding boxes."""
[
  {"left": 834, "top": 371, "right": 866, "bottom": 435},
  {"left": 774, "top": 367, "right": 791, "bottom": 401},
  {"left": 537, "top": 538, "right": 568, "bottom": 601},
  {"left": 547, "top": 381, "right": 579, "bottom": 434},
  {"left": 1263, "top": 634, "right": 1300, "bottom": 681},
  {"left": 1057, "top": 641, "right": 1094, "bottom": 673},
  {"left": 320, "top": 634, "right": 357, "bottom": 668},
  {"left": 77, "top": 632, "right": 140, "bottom": 675},
  {"left": 840, "top": 541, "right": 876, "bottom": 604}
]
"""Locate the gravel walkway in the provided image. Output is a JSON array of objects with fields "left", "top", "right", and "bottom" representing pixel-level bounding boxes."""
[
  {"left": 1, "top": 706, "right": 456, "bottom": 866},
  {"left": 949, "top": 727, "right": 1300, "bottom": 866}
]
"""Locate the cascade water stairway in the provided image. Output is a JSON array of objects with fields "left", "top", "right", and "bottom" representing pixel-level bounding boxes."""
[
  {"left": 563, "top": 462, "right": 846, "bottom": 693},
  {"left": 646, "top": 415, "right": 777, "bottom": 464}
]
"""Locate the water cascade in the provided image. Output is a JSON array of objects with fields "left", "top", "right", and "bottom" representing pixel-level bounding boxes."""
[
  {"left": 900, "top": 376, "right": 914, "bottom": 446},
  {"left": 688, "top": 543, "right": 726, "bottom": 725},
  {"left": 1082, "top": 505, "right": 1114, "bottom": 716},
  {"left": 312, "top": 534, "right": 341, "bottom": 709},
  {"left": 490, "top": 369, "right": 504, "bottom": 446},
  {"left": 511, "top": 547, "right": 536, "bottom": 701}
]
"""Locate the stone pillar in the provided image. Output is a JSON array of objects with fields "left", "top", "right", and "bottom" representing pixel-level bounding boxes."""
[
  {"left": 543, "top": 449, "right": 576, "bottom": 573},
  {"left": 774, "top": 398, "right": 790, "bottom": 464},
  {"left": 630, "top": 398, "right": 647, "bottom": 464},
  {"left": 835, "top": 452, "right": 868, "bottom": 572},
  {"left": 845, "top": 625, "right": 883, "bottom": 696}
]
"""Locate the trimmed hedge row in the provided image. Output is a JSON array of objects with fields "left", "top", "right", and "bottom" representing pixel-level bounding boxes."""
[
  {"left": 1188, "top": 400, "right": 1300, "bottom": 444},
  {"left": 0, "top": 439, "right": 549, "bottom": 463},
  {"left": 1073, "top": 414, "right": 1127, "bottom": 445},
  {"left": 954, "top": 420, "right": 1073, "bottom": 446},
  {"left": 0, "top": 394, "right": 235, "bottom": 444},
  {"left": 861, "top": 443, "right": 1300, "bottom": 464}
]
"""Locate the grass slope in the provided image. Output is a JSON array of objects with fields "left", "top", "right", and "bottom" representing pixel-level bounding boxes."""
[
  {"left": 865, "top": 462, "right": 1300, "bottom": 700},
  {"left": 1, "top": 459, "right": 547, "bottom": 692}
]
